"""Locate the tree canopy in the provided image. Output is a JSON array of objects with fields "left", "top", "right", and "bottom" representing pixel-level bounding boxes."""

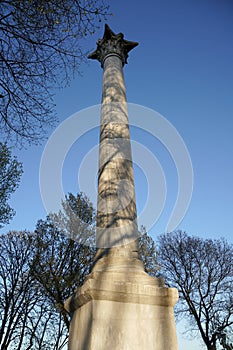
[
  {"left": 0, "top": 0, "right": 110, "bottom": 145},
  {"left": 0, "top": 142, "right": 23, "bottom": 227},
  {"left": 158, "top": 231, "right": 233, "bottom": 350},
  {"left": 138, "top": 225, "right": 159, "bottom": 276}
]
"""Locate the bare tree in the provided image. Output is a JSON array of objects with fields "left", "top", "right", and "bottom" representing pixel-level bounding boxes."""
[
  {"left": 158, "top": 231, "right": 233, "bottom": 350},
  {"left": 0, "top": 231, "right": 69, "bottom": 350},
  {"left": 0, "top": 1, "right": 110, "bottom": 145}
]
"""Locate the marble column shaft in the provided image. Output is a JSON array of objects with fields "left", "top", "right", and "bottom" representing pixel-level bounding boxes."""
[{"left": 96, "top": 54, "right": 138, "bottom": 252}]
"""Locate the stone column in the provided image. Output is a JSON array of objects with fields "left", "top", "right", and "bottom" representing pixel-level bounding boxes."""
[
  {"left": 88, "top": 24, "right": 140, "bottom": 267},
  {"left": 65, "top": 25, "right": 179, "bottom": 350}
]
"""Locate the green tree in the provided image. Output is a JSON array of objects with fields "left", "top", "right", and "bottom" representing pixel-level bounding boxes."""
[
  {"left": 50, "top": 192, "right": 96, "bottom": 243},
  {"left": 138, "top": 225, "right": 160, "bottom": 276},
  {"left": 0, "top": 142, "right": 23, "bottom": 227},
  {"left": 0, "top": 0, "right": 111, "bottom": 145},
  {"left": 31, "top": 193, "right": 96, "bottom": 332},
  {"left": 157, "top": 231, "right": 233, "bottom": 350}
]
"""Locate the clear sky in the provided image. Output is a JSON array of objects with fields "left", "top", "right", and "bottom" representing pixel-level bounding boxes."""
[{"left": 1, "top": 1, "right": 233, "bottom": 348}]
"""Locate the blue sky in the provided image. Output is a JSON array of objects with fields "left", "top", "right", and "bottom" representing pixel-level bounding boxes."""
[{"left": 1, "top": 1, "right": 233, "bottom": 348}]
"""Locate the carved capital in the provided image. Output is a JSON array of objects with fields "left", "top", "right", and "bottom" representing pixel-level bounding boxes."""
[{"left": 88, "top": 24, "right": 138, "bottom": 67}]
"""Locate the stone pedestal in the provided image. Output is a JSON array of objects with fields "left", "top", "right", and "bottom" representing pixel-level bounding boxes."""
[{"left": 65, "top": 263, "right": 178, "bottom": 350}]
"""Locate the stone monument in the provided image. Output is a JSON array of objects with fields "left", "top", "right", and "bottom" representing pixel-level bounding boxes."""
[{"left": 65, "top": 24, "right": 179, "bottom": 350}]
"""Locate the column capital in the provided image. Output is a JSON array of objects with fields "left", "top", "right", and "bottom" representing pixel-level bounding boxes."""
[{"left": 88, "top": 24, "right": 138, "bottom": 67}]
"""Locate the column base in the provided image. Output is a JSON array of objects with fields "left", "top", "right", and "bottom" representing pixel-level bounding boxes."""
[{"left": 65, "top": 267, "right": 179, "bottom": 350}]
